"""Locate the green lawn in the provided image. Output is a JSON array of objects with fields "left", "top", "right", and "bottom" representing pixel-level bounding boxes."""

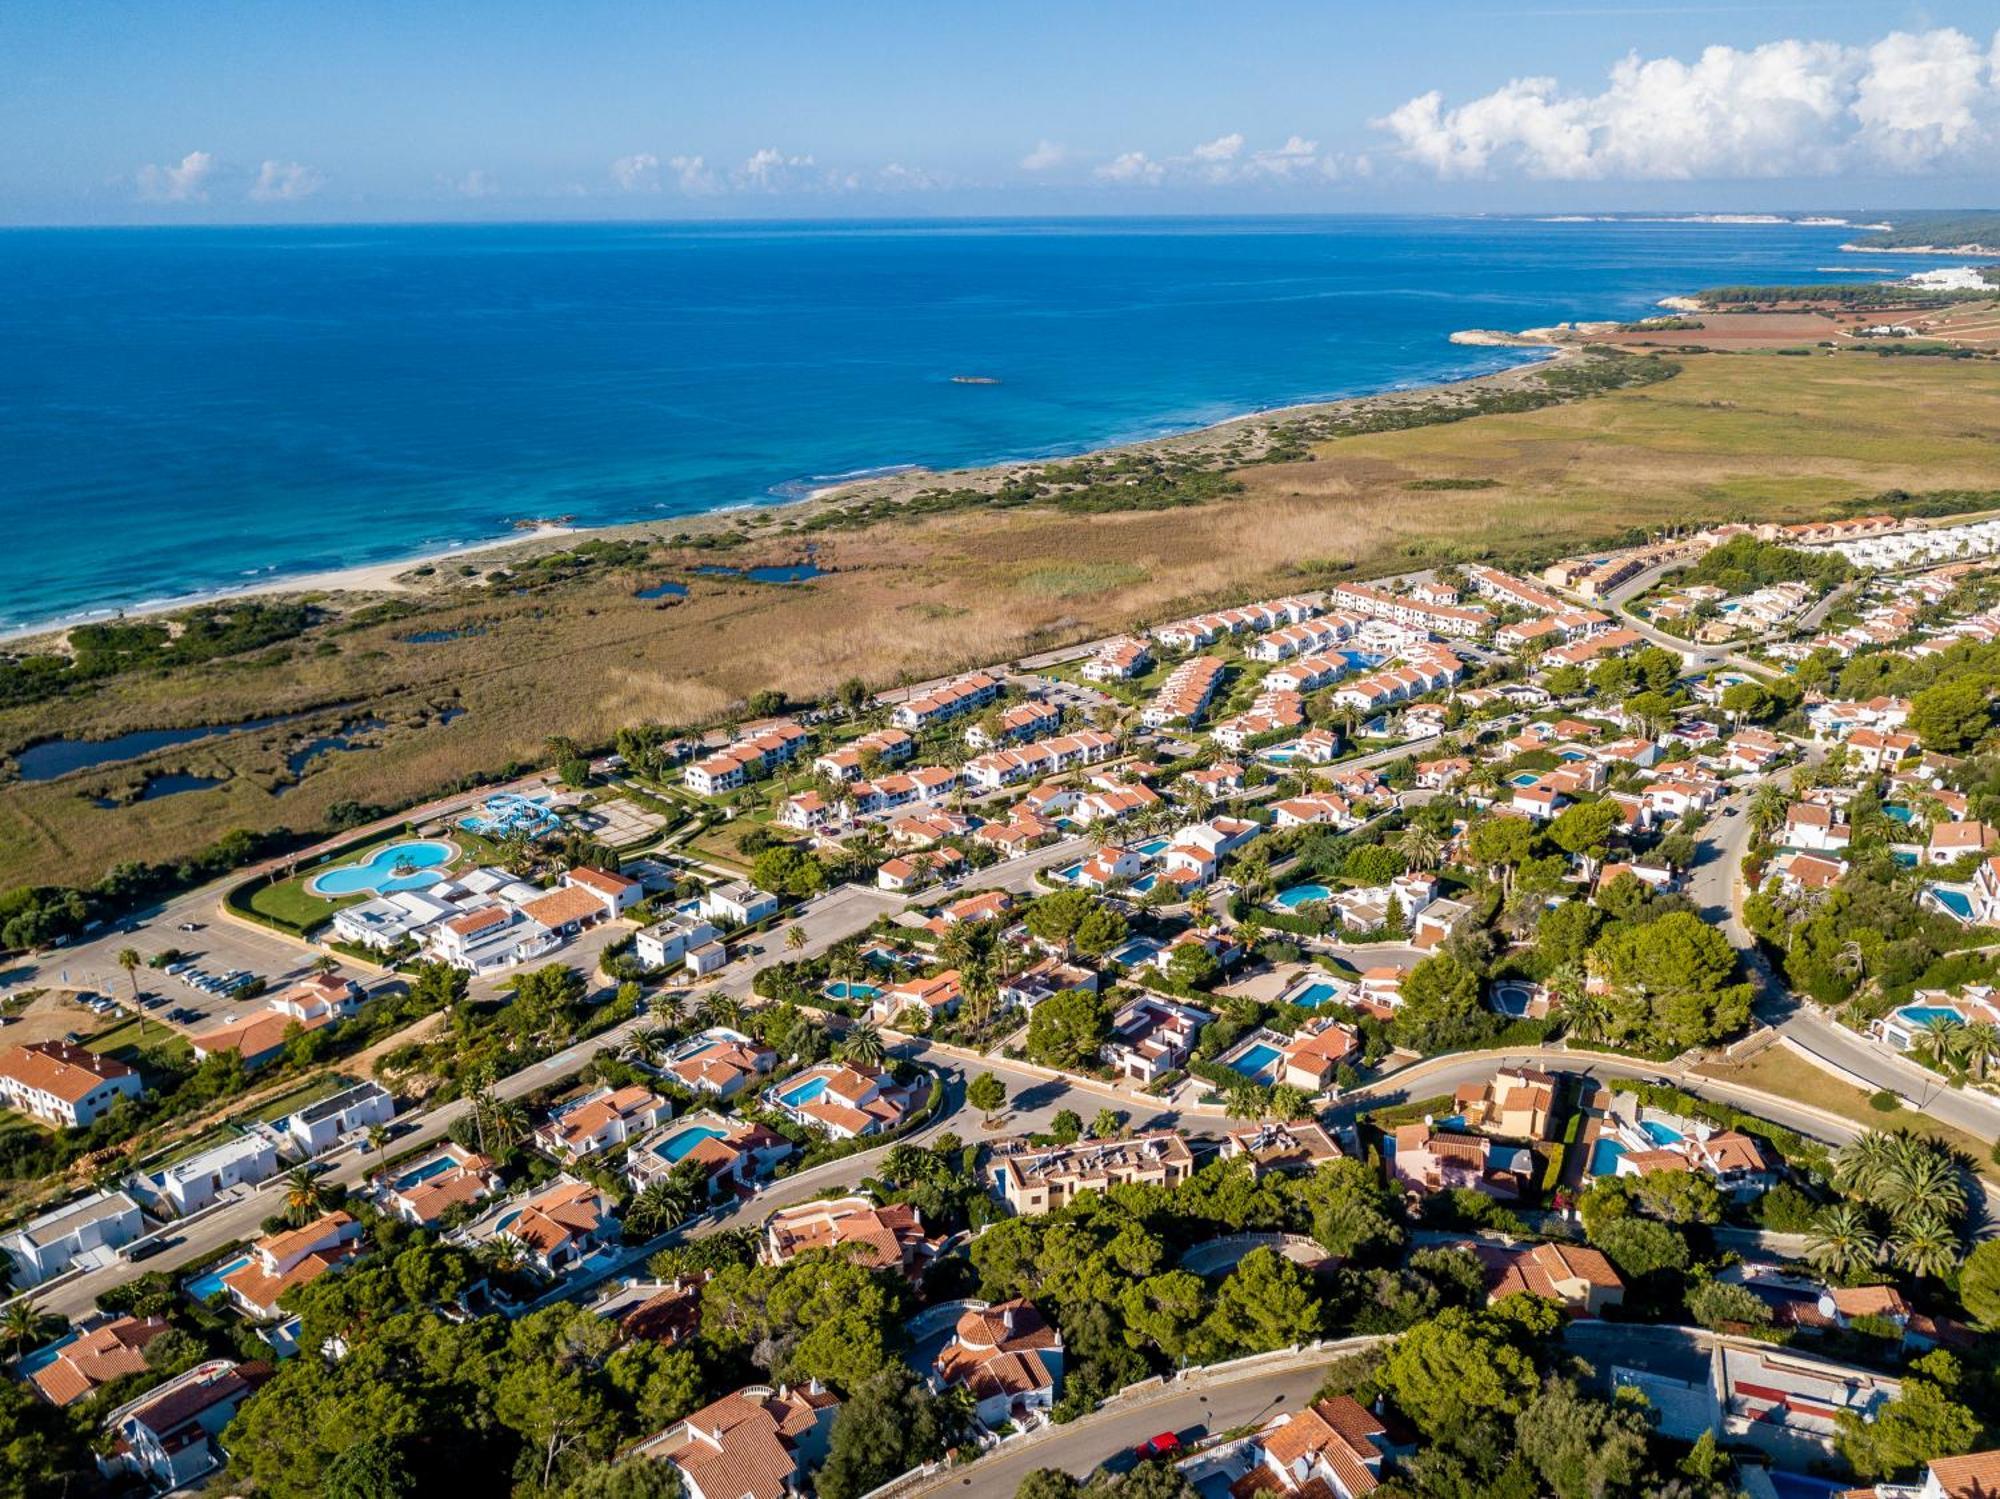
[{"left": 86, "top": 1013, "right": 191, "bottom": 1068}]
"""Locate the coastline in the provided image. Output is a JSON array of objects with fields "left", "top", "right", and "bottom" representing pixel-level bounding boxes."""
[{"left": 0, "top": 341, "right": 1566, "bottom": 649}]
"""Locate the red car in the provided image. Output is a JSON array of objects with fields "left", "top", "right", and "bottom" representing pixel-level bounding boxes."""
[{"left": 1135, "top": 1433, "right": 1182, "bottom": 1461}]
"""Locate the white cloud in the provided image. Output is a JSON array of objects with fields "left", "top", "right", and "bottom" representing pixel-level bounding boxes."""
[
  {"left": 668, "top": 155, "right": 718, "bottom": 194},
  {"left": 877, "top": 162, "right": 949, "bottom": 191},
  {"left": 1190, "top": 132, "right": 1245, "bottom": 162},
  {"left": 1376, "top": 26, "right": 2000, "bottom": 179},
  {"left": 135, "top": 150, "right": 213, "bottom": 203},
  {"left": 248, "top": 159, "right": 322, "bottom": 202},
  {"left": 737, "top": 147, "right": 817, "bottom": 190},
  {"left": 444, "top": 169, "right": 497, "bottom": 198},
  {"left": 610, "top": 153, "right": 660, "bottom": 192},
  {"left": 1019, "top": 139, "right": 1068, "bottom": 171},
  {"left": 1095, "top": 150, "right": 1165, "bottom": 185}
]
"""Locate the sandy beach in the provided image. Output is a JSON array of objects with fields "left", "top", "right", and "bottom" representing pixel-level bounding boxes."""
[{"left": 0, "top": 340, "right": 1571, "bottom": 650}]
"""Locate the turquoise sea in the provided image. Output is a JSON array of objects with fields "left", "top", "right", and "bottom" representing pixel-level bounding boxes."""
[{"left": 0, "top": 215, "right": 1885, "bottom": 631}]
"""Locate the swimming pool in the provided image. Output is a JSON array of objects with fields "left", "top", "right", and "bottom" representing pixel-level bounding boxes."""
[
  {"left": 16, "top": 1330, "right": 79, "bottom": 1375},
  {"left": 823, "top": 981, "right": 882, "bottom": 1002},
  {"left": 656, "top": 1124, "right": 729, "bottom": 1162},
  {"left": 308, "top": 839, "right": 455, "bottom": 898},
  {"left": 1051, "top": 862, "right": 1084, "bottom": 883},
  {"left": 1134, "top": 838, "right": 1169, "bottom": 858},
  {"left": 1291, "top": 982, "right": 1341, "bottom": 1009},
  {"left": 776, "top": 1076, "right": 829, "bottom": 1108},
  {"left": 1228, "top": 1043, "right": 1283, "bottom": 1084},
  {"left": 1884, "top": 804, "right": 1913, "bottom": 824},
  {"left": 1105, "top": 937, "right": 1161, "bottom": 967},
  {"left": 459, "top": 792, "right": 562, "bottom": 838},
  {"left": 1639, "top": 1120, "right": 1684, "bottom": 1146},
  {"left": 1341, "top": 651, "right": 1385, "bottom": 671},
  {"left": 1275, "top": 884, "right": 1333, "bottom": 910},
  {"left": 1509, "top": 772, "right": 1542, "bottom": 788},
  {"left": 389, "top": 1155, "right": 459, "bottom": 1191},
  {"left": 1589, "top": 1139, "right": 1627, "bottom": 1177},
  {"left": 1898, "top": 1004, "right": 1966, "bottom": 1029},
  {"left": 187, "top": 1254, "right": 250, "bottom": 1302},
  {"left": 1931, "top": 886, "right": 1975, "bottom": 921}
]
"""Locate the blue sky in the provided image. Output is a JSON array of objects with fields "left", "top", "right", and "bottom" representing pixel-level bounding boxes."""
[{"left": 4, "top": 0, "right": 1998, "bottom": 223}]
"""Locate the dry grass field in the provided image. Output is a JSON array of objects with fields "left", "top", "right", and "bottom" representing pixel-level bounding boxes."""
[{"left": 3, "top": 349, "right": 1996, "bottom": 892}]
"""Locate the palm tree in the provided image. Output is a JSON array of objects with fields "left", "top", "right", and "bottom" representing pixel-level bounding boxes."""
[
  {"left": 366, "top": 1125, "right": 390, "bottom": 1169},
  {"left": 1748, "top": 784, "right": 1789, "bottom": 842},
  {"left": 116, "top": 947, "right": 142, "bottom": 1003},
  {"left": 1873, "top": 1138, "right": 1967, "bottom": 1222},
  {"left": 1889, "top": 1209, "right": 1962, "bottom": 1279},
  {"left": 1398, "top": 824, "right": 1442, "bottom": 873},
  {"left": 1830, "top": 1132, "right": 1901, "bottom": 1201},
  {"left": 2, "top": 1299, "right": 54, "bottom": 1357},
  {"left": 282, "top": 1166, "right": 328, "bottom": 1227},
  {"left": 481, "top": 1236, "right": 532, "bottom": 1280},
  {"left": 1804, "top": 1201, "right": 1881, "bottom": 1279},
  {"left": 838, "top": 1022, "right": 885, "bottom": 1068},
  {"left": 626, "top": 1181, "right": 685, "bottom": 1237},
  {"left": 700, "top": 990, "right": 743, "bottom": 1031},
  {"left": 1915, "top": 1017, "right": 1968, "bottom": 1074},
  {"left": 1961, "top": 1023, "right": 2000, "bottom": 1082},
  {"left": 785, "top": 925, "right": 807, "bottom": 955},
  {"left": 310, "top": 953, "right": 341, "bottom": 978}
]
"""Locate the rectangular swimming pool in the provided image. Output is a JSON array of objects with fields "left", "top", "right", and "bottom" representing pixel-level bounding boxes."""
[{"left": 1229, "top": 1043, "right": 1283, "bottom": 1083}]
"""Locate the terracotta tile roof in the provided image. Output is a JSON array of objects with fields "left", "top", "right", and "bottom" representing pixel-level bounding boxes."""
[
  {"left": 29, "top": 1315, "right": 169, "bottom": 1405},
  {"left": 0, "top": 1040, "right": 137, "bottom": 1104},
  {"left": 520, "top": 885, "right": 609, "bottom": 929},
  {"left": 1926, "top": 1449, "right": 2000, "bottom": 1498}
]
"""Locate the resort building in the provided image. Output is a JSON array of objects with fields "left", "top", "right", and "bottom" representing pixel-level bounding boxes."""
[
  {"left": 189, "top": 973, "right": 365, "bottom": 1069},
  {"left": 561, "top": 864, "right": 646, "bottom": 918},
  {"left": 1082, "top": 636, "right": 1151, "bottom": 682},
  {"left": 683, "top": 720, "right": 811, "bottom": 795},
  {"left": 219, "top": 1211, "right": 364, "bottom": 1320},
  {"left": 631, "top": 1383, "right": 840, "bottom": 1499},
  {"left": 890, "top": 672, "right": 1003, "bottom": 731},
  {"left": 761, "top": 1194, "right": 939, "bottom": 1275},
  {"left": 982, "top": 1130, "right": 1195, "bottom": 1215},
  {"left": 97, "top": 1359, "right": 271, "bottom": 1491},
  {"left": 814, "top": 728, "right": 916, "bottom": 783},
  {"left": 0, "top": 1039, "right": 143, "bottom": 1128},
  {"left": 963, "top": 728, "right": 1116, "bottom": 790},
  {"left": 931, "top": 1299, "right": 1063, "bottom": 1429}
]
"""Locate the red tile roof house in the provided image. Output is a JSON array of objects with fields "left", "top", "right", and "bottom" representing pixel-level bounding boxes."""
[
  {"left": 97, "top": 1357, "right": 272, "bottom": 1491},
  {"left": 221, "top": 1211, "right": 364, "bottom": 1321},
  {"left": 470, "top": 1175, "right": 618, "bottom": 1277},
  {"left": 533, "top": 1083, "right": 670, "bottom": 1160},
  {"left": 876, "top": 846, "right": 965, "bottom": 891},
  {"left": 626, "top": 1111, "right": 794, "bottom": 1200},
  {"left": 631, "top": 1382, "right": 840, "bottom": 1499},
  {"left": 761, "top": 1194, "right": 941, "bottom": 1277},
  {"left": 1469, "top": 1239, "right": 1624, "bottom": 1317},
  {"left": 662, "top": 1029, "right": 777, "bottom": 1100},
  {"left": 1390, "top": 1124, "right": 1535, "bottom": 1202},
  {"left": 560, "top": 864, "right": 646, "bottom": 917},
  {"left": 0, "top": 1039, "right": 143, "bottom": 1128},
  {"left": 761, "top": 1062, "right": 920, "bottom": 1141},
  {"left": 870, "top": 970, "right": 964, "bottom": 1029},
  {"left": 1103, "top": 995, "right": 1212, "bottom": 1083},
  {"left": 1241, "top": 1393, "right": 1405, "bottom": 1499},
  {"left": 1842, "top": 1449, "right": 2000, "bottom": 1499},
  {"left": 189, "top": 971, "right": 365, "bottom": 1070},
  {"left": 931, "top": 1298, "right": 1064, "bottom": 1430},
  {"left": 377, "top": 1143, "right": 502, "bottom": 1228},
  {"left": 29, "top": 1315, "right": 171, "bottom": 1406}
]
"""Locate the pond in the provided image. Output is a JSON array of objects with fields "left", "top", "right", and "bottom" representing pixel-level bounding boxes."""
[
  {"left": 92, "top": 772, "right": 226, "bottom": 807},
  {"left": 286, "top": 719, "right": 387, "bottom": 777},
  {"left": 401, "top": 626, "right": 488, "bottom": 644},
  {"left": 18, "top": 714, "right": 295, "bottom": 781},
  {"left": 633, "top": 581, "right": 689, "bottom": 600},
  {"left": 693, "top": 563, "right": 825, "bottom": 584}
]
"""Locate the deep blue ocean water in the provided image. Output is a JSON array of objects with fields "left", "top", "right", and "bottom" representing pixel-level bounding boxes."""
[{"left": 0, "top": 215, "right": 1885, "bottom": 631}]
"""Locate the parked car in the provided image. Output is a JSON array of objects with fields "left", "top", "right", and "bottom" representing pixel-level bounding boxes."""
[{"left": 1134, "top": 1433, "right": 1181, "bottom": 1462}]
